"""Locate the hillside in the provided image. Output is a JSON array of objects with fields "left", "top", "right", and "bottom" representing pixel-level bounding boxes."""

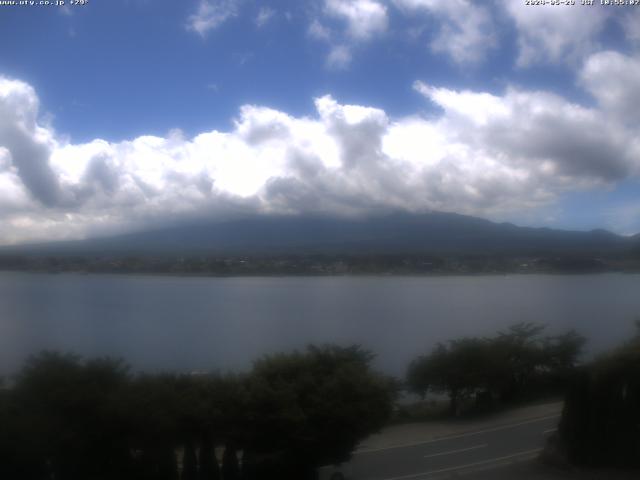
[{"left": 2, "top": 211, "right": 635, "bottom": 257}]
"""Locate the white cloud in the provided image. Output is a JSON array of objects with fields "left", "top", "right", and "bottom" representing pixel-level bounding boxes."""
[
  {"left": 307, "top": 0, "right": 388, "bottom": 70},
  {"left": 580, "top": 51, "right": 640, "bottom": 124},
  {"left": 255, "top": 6, "right": 275, "bottom": 28},
  {"left": 308, "top": 19, "right": 332, "bottom": 41},
  {"left": 393, "top": 0, "right": 496, "bottom": 64},
  {"left": 413, "top": 81, "right": 509, "bottom": 126},
  {"left": 326, "top": 45, "right": 352, "bottom": 69},
  {"left": 502, "top": 1, "right": 608, "bottom": 67},
  {"left": 1, "top": 57, "right": 640, "bottom": 243},
  {"left": 186, "top": 0, "right": 239, "bottom": 37},
  {"left": 0, "top": 78, "right": 62, "bottom": 207},
  {"left": 324, "top": 0, "right": 388, "bottom": 41},
  {"left": 309, "top": 1, "right": 387, "bottom": 69},
  {"left": 414, "top": 79, "right": 637, "bottom": 182}
]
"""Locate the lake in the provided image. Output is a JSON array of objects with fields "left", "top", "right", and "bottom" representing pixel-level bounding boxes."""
[{"left": 0, "top": 272, "right": 638, "bottom": 377}]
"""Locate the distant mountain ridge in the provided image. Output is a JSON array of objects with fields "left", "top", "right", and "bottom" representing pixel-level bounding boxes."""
[{"left": 2, "top": 212, "right": 638, "bottom": 257}]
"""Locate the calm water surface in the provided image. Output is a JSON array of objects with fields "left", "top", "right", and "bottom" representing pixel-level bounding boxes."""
[{"left": 1, "top": 272, "right": 638, "bottom": 376}]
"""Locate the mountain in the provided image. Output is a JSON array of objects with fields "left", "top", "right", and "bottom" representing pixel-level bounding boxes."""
[{"left": 2, "top": 212, "right": 637, "bottom": 257}]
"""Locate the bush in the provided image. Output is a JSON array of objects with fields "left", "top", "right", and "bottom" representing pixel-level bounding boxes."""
[
  {"left": 559, "top": 331, "right": 640, "bottom": 467},
  {"left": 407, "top": 323, "right": 585, "bottom": 416},
  {"left": 0, "top": 345, "right": 395, "bottom": 480}
]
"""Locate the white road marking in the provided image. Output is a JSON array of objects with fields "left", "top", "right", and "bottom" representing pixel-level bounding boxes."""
[
  {"left": 381, "top": 448, "right": 543, "bottom": 480},
  {"left": 543, "top": 428, "right": 557, "bottom": 434},
  {"left": 423, "top": 443, "right": 487, "bottom": 459},
  {"left": 421, "top": 414, "right": 560, "bottom": 443},
  {"left": 356, "top": 414, "right": 560, "bottom": 455}
]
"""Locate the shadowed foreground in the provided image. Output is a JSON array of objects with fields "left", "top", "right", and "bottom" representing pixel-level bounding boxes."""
[{"left": 0, "top": 345, "right": 394, "bottom": 480}]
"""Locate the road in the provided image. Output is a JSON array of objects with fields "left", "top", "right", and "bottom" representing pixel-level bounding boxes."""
[{"left": 321, "top": 413, "right": 560, "bottom": 480}]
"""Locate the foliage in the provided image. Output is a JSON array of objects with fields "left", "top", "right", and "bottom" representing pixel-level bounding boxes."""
[
  {"left": 559, "top": 326, "right": 640, "bottom": 467},
  {"left": 6, "top": 352, "right": 132, "bottom": 480},
  {"left": 242, "top": 345, "right": 395, "bottom": 478},
  {"left": 407, "top": 323, "right": 586, "bottom": 415},
  {"left": 0, "top": 345, "right": 395, "bottom": 480}
]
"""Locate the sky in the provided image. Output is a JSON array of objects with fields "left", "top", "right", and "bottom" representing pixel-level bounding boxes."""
[{"left": 0, "top": 0, "right": 640, "bottom": 245}]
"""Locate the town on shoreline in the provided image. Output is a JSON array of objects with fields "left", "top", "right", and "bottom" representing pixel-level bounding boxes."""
[{"left": 1, "top": 253, "right": 640, "bottom": 276}]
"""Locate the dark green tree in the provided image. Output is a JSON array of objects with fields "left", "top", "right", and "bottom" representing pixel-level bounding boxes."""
[
  {"left": 221, "top": 443, "right": 240, "bottom": 480},
  {"left": 559, "top": 326, "right": 640, "bottom": 467},
  {"left": 198, "top": 435, "right": 220, "bottom": 480},
  {"left": 8, "top": 352, "right": 133, "bottom": 480},
  {"left": 407, "top": 323, "right": 586, "bottom": 415},
  {"left": 1, "top": 344, "right": 393, "bottom": 480},
  {"left": 407, "top": 338, "right": 499, "bottom": 415},
  {"left": 183, "top": 441, "right": 198, "bottom": 480},
  {"left": 242, "top": 345, "right": 395, "bottom": 479},
  {"left": 125, "top": 374, "right": 183, "bottom": 480}
]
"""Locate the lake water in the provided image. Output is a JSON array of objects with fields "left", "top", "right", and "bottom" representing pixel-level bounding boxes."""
[{"left": 1, "top": 272, "right": 639, "bottom": 377}]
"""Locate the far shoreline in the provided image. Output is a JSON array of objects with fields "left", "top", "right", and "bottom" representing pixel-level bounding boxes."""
[{"left": 1, "top": 268, "right": 639, "bottom": 279}]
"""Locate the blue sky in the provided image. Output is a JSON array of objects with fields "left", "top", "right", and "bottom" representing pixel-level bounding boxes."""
[{"left": 0, "top": 0, "right": 639, "bottom": 244}]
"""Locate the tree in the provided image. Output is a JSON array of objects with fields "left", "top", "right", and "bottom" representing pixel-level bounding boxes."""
[
  {"left": 492, "top": 323, "right": 586, "bottom": 401},
  {"left": 9, "top": 352, "right": 133, "bottom": 480},
  {"left": 221, "top": 443, "right": 240, "bottom": 480},
  {"left": 198, "top": 435, "right": 220, "bottom": 480},
  {"left": 183, "top": 441, "right": 198, "bottom": 480},
  {"left": 559, "top": 327, "right": 640, "bottom": 467},
  {"left": 0, "top": 345, "right": 394, "bottom": 480},
  {"left": 124, "top": 374, "right": 183, "bottom": 480},
  {"left": 407, "top": 323, "right": 586, "bottom": 415},
  {"left": 242, "top": 345, "right": 395, "bottom": 479},
  {"left": 407, "top": 338, "right": 500, "bottom": 415},
  {"left": 0, "top": 378, "right": 47, "bottom": 480},
  {"left": 493, "top": 322, "right": 548, "bottom": 400}
]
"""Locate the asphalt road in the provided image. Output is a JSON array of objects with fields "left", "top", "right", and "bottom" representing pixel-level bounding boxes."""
[{"left": 322, "top": 413, "right": 560, "bottom": 480}]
